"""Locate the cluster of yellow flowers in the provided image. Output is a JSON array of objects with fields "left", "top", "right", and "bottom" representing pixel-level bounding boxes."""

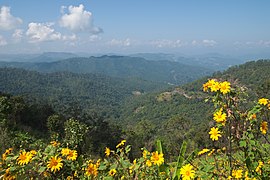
[
  {"left": 258, "top": 98, "right": 269, "bottom": 134},
  {"left": 203, "top": 79, "right": 231, "bottom": 94}
]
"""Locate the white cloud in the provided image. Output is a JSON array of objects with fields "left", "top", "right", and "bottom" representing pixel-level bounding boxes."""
[
  {"left": 59, "top": 4, "right": 102, "bottom": 33},
  {"left": 234, "top": 40, "right": 270, "bottom": 47},
  {"left": 108, "top": 38, "right": 131, "bottom": 47},
  {"left": 26, "top": 22, "right": 61, "bottom": 43},
  {"left": 0, "top": 35, "right": 7, "bottom": 46},
  {"left": 151, "top": 39, "right": 186, "bottom": 48},
  {"left": 202, "top": 39, "right": 217, "bottom": 47},
  {"left": 62, "top": 34, "right": 77, "bottom": 41},
  {"left": 89, "top": 34, "right": 101, "bottom": 42},
  {"left": 0, "top": 6, "right": 23, "bottom": 30},
  {"left": 12, "top": 29, "right": 24, "bottom": 42}
]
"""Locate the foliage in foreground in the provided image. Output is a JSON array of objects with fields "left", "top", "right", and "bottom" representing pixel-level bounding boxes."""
[{"left": 1, "top": 79, "right": 270, "bottom": 179}]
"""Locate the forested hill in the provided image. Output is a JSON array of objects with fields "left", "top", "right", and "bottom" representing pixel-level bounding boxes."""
[
  {"left": 119, "top": 59, "right": 270, "bottom": 125},
  {"left": 182, "top": 59, "right": 270, "bottom": 95},
  {"left": 0, "top": 55, "right": 213, "bottom": 85},
  {"left": 0, "top": 67, "right": 168, "bottom": 117}
]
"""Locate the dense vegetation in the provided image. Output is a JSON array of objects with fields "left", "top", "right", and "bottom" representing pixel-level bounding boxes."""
[
  {"left": 1, "top": 78, "right": 270, "bottom": 179},
  {"left": 0, "top": 59, "right": 270, "bottom": 179},
  {"left": 0, "top": 68, "right": 168, "bottom": 118},
  {"left": 0, "top": 55, "right": 213, "bottom": 85}
]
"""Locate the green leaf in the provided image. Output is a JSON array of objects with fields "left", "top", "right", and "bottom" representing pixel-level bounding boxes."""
[
  {"left": 156, "top": 139, "right": 163, "bottom": 154},
  {"left": 38, "top": 166, "right": 46, "bottom": 173},
  {"left": 172, "top": 140, "right": 187, "bottom": 180},
  {"left": 239, "top": 140, "right": 247, "bottom": 147}
]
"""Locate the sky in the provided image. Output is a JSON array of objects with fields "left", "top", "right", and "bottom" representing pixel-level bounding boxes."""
[{"left": 0, "top": 0, "right": 270, "bottom": 56}]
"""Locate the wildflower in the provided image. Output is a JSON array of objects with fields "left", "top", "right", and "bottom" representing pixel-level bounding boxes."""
[
  {"left": 85, "top": 163, "right": 98, "bottom": 177},
  {"left": 180, "top": 164, "right": 195, "bottom": 180},
  {"left": 203, "top": 83, "right": 209, "bottom": 92},
  {"left": 258, "top": 98, "right": 268, "bottom": 106},
  {"left": 105, "top": 147, "right": 111, "bottom": 156},
  {"left": 232, "top": 169, "right": 242, "bottom": 179},
  {"left": 116, "top": 140, "right": 126, "bottom": 148},
  {"left": 250, "top": 114, "right": 256, "bottom": 120},
  {"left": 260, "top": 121, "right": 268, "bottom": 134},
  {"left": 209, "top": 127, "right": 222, "bottom": 141},
  {"left": 142, "top": 149, "right": 149, "bottom": 158},
  {"left": 47, "top": 156, "right": 63, "bottom": 173},
  {"left": 61, "top": 148, "right": 71, "bottom": 156},
  {"left": 30, "top": 150, "right": 37, "bottom": 156},
  {"left": 50, "top": 141, "right": 60, "bottom": 147},
  {"left": 146, "top": 160, "right": 152, "bottom": 167},
  {"left": 213, "top": 109, "right": 227, "bottom": 125},
  {"left": 210, "top": 81, "right": 220, "bottom": 92},
  {"left": 207, "top": 149, "right": 215, "bottom": 156},
  {"left": 198, "top": 148, "right": 210, "bottom": 156},
  {"left": 67, "top": 150, "right": 77, "bottom": 161},
  {"left": 109, "top": 169, "right": 117, "bottom": 176},
  {"left": 17, "top": 151, "right": 33, "bottom": 165},
  {"left": 151, "top": 151, "right": 164, "bottom": 166},
  {"left": 220, "top": 81, "right": 231, "bottom": 94},
  {"left": 96, "top": 159, "right": 101, "bottom": 167},
  {"left": 255, "top": 161, "right": 264, "bottom": 174},
  {"left": 2, "top": 148, "right": 13, "bottom": 161},
  {"left": 3, "top": 168, "right": 16, "bottom": 180},
  {"left": 204, "top": 79, "right": 216, "bottom": 91}
]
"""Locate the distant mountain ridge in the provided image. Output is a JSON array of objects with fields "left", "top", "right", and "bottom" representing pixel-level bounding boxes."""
[{"left": 0, "top": 55, "right": 213, "bottom": 85}]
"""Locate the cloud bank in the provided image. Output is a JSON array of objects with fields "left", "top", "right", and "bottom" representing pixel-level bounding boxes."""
[
  {"left": 26, "top": 23, "right": 61, "bottom": 43},
  {"left": 0, "top": 6, "right": 22, "bottom": 30},
  {"left": 59, "top": 4, "right": 102, "bottom": 34}
]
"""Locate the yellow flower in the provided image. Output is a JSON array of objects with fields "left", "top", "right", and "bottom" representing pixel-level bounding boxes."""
[
  {"left": 209, "top": 127, "right": 222, "bottom": 141},
  {"left": 258, "top": 98, "right": 268, "bottom": 105},
  {"left": 61, "top": 148, "right": 71, "bottom": 156},
  {"left": 180, "top": 164, "right": 195, "bottom": 180},
  {"left": 105, "top": 147, "right": 111, "bottom": 156},
  {"left": 116, "top": 140, "right": 126, "bottom": 148},
  {"left": 213, "top": 109, "right": 227, "bottom": 125},
  {"left": 207, "top": 149, "right": 215, "bottom": 156},
  {"left": 85, "top": 163, "right": 98, "bottom": 177},
  {"left": 142, "top": 149, "right": 149, "bottom": 158},
  {"left": 2, "top": 148, "right": 13, "bottom": 161},
  {"left": 232, "top": 169, "right": 242, "bottom": 179},
  {"left": 47, "top": 156, "right": 63, "bottom": 173},
  {"left": 30, "top": 150, "right": 37, "bottom": 156},
  {"left": 203, "top": 83, "right": 209, "bottom": 92},
  {"left": 255, "top": 161, "right": 264, "bottom": 174},
  {"left": 250, "top": 114, "right": 257, "bottom": 120},
  {"left": 204, "top": 79, "right": 216, "bottom": 92},
  {"left": 210, "top": 81, "right": 220, "bottom": 92},
  {"left": 220, "top": 81, "right": 231, "bottom": 94},
  {"left": 151, "top": 151, "right": 164, "bottom": 166},
  {"left": 50, "top": 141, "right": 60, "bottom": 147},
  {"left": 3, "top": 168, "right": 16, "bottom": 180},
  {"left": 67, "top": 150, "right": 77, "bottom": 161},
  {"left": 198, "top": 148, "right": 210, "bottom": 156},
  {"left": 260, "top": 121, "right": 268, "bottom": 134},
  {"left": 146, "top": 159, "right": 152, "bottom": 167},
  {"left": 96, "top": 159, "right": 101, "bottom": 167},
  {"left": 17, "top": 151, "right": 33, "bottom": 165},
  {"left": 109, "top": 169, "right": 117, "bottom": 176}
]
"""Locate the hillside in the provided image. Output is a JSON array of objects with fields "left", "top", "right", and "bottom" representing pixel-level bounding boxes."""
[
  {"left": 119, "top": 59, "right": 270, "bottom": 125},
  {"left": 0, "top": 55, "right": 213, "bottom": 85},
  {"left": 0, "top": 68, "right": 168, "bottom": 118}
]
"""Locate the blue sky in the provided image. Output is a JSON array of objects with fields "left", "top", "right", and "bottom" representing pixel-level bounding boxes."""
[{"left": 0, "top": 0, "right": 270, "bottom": 56}]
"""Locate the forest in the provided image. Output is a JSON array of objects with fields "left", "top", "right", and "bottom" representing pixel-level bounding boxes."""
[{"left": 1, "top": 59, "right": 270, "bottom": 179}]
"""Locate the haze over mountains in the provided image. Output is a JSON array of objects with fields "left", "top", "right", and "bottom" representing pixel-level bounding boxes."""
[
  {"left": 0, "top": 53, "right": 214, "bottom": 85},
  {"left": 0, "top": 52, "right": 253, "bottom": 86}
]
